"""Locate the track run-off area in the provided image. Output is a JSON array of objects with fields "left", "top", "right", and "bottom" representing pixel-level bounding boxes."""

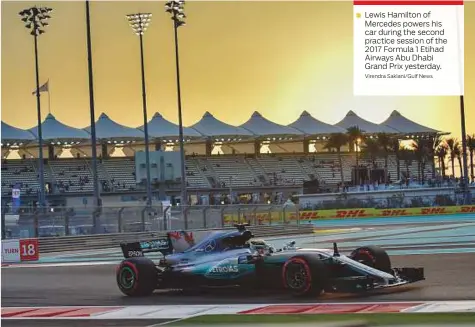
[{"left": 1, "top": 213, "right": 475, "bottom": 325}]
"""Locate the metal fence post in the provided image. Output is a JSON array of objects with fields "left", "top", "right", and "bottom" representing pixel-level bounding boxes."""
[
  {"left": 296, "top": 206, "right": 300, "bottom": 227},
  {"left": 141, "top": 207, "right": 148, "bottom": 232},
  {"left": 93, "top": 206, "right": 102, "bottom": 234},
  {"left": 118, "top": 207, "right": 125, "bottom": 233},
  {"left": 1, "top": 207, "right": 6, "bottom": 240},
  {"left": 268, "top": 206, "right": 272, "bottom": 226},
  {"left": 34, "top": 210, "right": 39, "bottom": 238},
  {"left": 164, "top": 206, "right": 171, "bottom": 231},
  {"left": 252, "top": 206, "right": 258, "bottom": 226},
  {"left": 220, "top": 207, "right": 226, "bottom": 227},
  {"left": 183, "top": 206, "right": 189, "bottom": 230},
  {"left": 64, "top": 209, "right": 70, "bottom": 236},
  {"left": 202, "top": 207, "right": 209, "bottom": 229}
]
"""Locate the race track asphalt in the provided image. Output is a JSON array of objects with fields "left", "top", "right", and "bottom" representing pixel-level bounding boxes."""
[{"left": 2, "top": 253, "right": 475, "bottom": 307}]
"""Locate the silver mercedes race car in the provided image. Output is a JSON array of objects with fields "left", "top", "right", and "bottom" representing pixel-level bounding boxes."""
[{"left": 117, "top": 224, "right": 425, "bottom": 297}]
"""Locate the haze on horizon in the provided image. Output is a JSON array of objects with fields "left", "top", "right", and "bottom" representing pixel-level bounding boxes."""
[{"left": 1, "top": 1, "right": 474, "bottom": 137}]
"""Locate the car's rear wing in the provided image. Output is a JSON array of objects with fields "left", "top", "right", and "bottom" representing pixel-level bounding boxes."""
[
  {"left": 120, "top": 237, "right": 173, "bottom": 258},
  {"left": 120, "top": 230, "right": 195, "bottom": 258}
]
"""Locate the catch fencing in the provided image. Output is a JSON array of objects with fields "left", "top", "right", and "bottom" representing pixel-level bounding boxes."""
[
  {"left": 2, "top": 193, "right": 475, "bottom": 240},
  {"left": 1, "top": 204, "right": 304, "bottom": 239},
  {"left": 37, "top": 224, "right": 315, "bottom": 253}
]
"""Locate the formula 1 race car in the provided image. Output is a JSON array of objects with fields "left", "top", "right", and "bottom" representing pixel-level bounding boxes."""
[{"left": 116, "top": 224, "right": 424, "bottom": 297}]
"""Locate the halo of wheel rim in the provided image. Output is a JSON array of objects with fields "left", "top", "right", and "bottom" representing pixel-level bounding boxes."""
[
  {"left": 285, "top": 261, "right": 309, "bottom": 291},
  {"left": 354, "top": 249, "right": 375, "bottom": 267},
  {"left": 119, "top": 266, "right": 135, "bottom": 289}
]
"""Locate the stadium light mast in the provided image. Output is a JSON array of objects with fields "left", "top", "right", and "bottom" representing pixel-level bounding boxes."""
[
  {"left": 19, "top": 6, "right": 53, "bottom": 209},
  {"left": 165, "top": 0, "right": 188, "bottom": 212},
  {"left": 126, "top": 13, "right": 153, "bottom": 207},
  {"left": 85, "top": 0, "right": 102, "bottom": 233}
]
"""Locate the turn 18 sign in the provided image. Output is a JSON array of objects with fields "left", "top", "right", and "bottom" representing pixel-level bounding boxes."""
[{"left": 1, "top": 238, "right": 39, "bottom": 263}]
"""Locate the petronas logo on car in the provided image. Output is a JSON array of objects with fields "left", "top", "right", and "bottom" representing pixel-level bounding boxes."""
[{"left": 210, "top": 265, "right": 239, "bottom": 273}]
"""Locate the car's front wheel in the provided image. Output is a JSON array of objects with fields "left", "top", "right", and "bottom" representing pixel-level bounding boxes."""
[
  {"left": 116, "top": 257, "right": 157, "bottom": 296},
  {"left": 349, "top": 245, "right": 392, "bottom": 273},
  {"left": 281, "top": 255, "right": 328, "bottom": 297}
]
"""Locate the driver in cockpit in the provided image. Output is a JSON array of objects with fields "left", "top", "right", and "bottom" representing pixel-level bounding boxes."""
[{"left": 246, "top": 239, "right": 275, "bottom": 255}]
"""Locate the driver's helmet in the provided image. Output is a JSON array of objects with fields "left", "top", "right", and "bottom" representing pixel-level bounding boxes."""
[{"left": 246, "top": 239, "right": 270, "bottom": 254}]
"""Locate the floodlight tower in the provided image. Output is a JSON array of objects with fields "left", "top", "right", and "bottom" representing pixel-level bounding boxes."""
[
  {"left": 85, "top": 0, "right": 102, "bottom": 233},
  {"left": 19, "top": 6, "right": 53, "bottom": 208},
  {"left": 165, "top": 0, "right": 188, "bottom": 213},
  {"left": 126, "top": 13, "right": 153, "bottom": 207}
]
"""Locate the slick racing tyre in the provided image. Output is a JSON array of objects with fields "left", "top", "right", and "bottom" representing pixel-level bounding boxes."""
[
  {"left": 282, "top": 255, "right": 328, "bottom": 297},
  {"left": 350, "top": 245, "right": 392, "bottom": 273},
  {"left": 116, "top": 257, "right": 157, "bottom": 296}
]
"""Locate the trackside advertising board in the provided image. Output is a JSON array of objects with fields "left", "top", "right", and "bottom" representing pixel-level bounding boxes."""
[{"left": 223, "top": 205, "right": 475, "bottom": 226}]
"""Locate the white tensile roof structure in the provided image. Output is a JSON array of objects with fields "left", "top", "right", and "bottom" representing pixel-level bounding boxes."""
[
  {"left": 1, "top": 121, "right": 36, "bottom": 144},
  {"left": 335, "top": 110, "right": 398, "bottom": 134},
  {"left": 85, "top": 113, "right": 143, "bottom": 140},
  {"left": 190, "top": 112, "right": 254, "bottom": 140},
  {"left": 381, "top": 110, "right": 440, "bottom": 134},
  {"left": 139, "top": 112, "right": 203, "bottom": 140},
  {"left": 28, "top": 114, "right": 90, "bottom": 142},
  {"left": 1, "top": 110, "right": 441, "bottom": 146},
  {"left": 240, "top": 111, "right": 303, "bottom": 138},
  {"left": 289, "top": 111, "right": 346, "bottom": 135}
]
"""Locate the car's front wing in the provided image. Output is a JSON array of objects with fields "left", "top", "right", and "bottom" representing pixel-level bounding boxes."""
[{"left": 325, "top": 267, "right": 424, "bottom": 293}]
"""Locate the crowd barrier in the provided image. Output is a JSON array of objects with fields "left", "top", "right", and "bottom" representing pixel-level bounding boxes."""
[
  {"left": 31, "top": 223, "right": 314, "bottom": 254},
  {"left": 222, "top": 205, "right": 475, "bottom": 225}
]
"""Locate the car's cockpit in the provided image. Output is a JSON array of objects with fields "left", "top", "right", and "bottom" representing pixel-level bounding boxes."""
[
  {"left": 181, "top": 223, "right": 279, "bottom": 256},
  {"left": 161, "top": 224, "right": 296, "bottom": 266}
]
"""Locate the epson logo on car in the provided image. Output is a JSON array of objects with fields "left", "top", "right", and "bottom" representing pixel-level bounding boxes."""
[
  {"left": 128, "top": 250, "right": 143, "bottom": 257},
  {"left": 210, "top": 265, "right": 239, "bottom": 273}
]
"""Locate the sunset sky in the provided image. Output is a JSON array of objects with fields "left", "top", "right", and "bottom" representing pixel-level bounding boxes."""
[{"left": 1, "top": 0, "right": 474, "bottom": 137}]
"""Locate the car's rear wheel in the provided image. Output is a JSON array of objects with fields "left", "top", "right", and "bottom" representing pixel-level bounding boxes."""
[
  {"left": 349, "top": 245, "right": 392, "bottom": 273},
  {"left": 116, "top": 257, "right": 157, "bottom": 296},
  {"left": 282, "top": 255, "right": 327, "bottom": 297}
]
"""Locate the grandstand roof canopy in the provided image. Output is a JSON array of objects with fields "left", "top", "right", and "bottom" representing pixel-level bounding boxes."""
[
  {"left": 190, "top": 112, "right": 254, "bottom": 139},
  {"left": 1, "top": 121, "right": 36, "bottom": 144},
  {"left": 335, "top": 110, "right": 398, "bottom": 134},
  {"left": 139, "top": 112, "right": 203, "bottom": 140},
  {"left": 29, "top": 114, "right": 90, "bottom": 142},
  {"left": 2, "top": 110, "right": 441, "bottom": 147},
  {"left": 85, "top": 113, "right": 143, "bottom": 140},
  {"left": 289, "top": 111, "right": 346, "bottom": 135},
  {"left": 240, "top": 111, "right": 303, "bottom": 138},
  {"left": 381, "top": 110, "right": 440, "bottom": 134}
]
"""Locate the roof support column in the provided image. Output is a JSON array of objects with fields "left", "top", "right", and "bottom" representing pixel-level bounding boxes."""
[
  {"left": 101, "top": 144, "right": 109, "bottom": 159},
  {"left": 155, "top": 141, "right": 162, "bottom": 151},
  {"left": 48, "top": 144, "right": 55, "bottom": 160},
  {"left": 254, "top": 140, "right": 261, "bottom": 155},
  {"left": 303, "top": 139, "right": 310, "bottom": 154},
  {"left": 205, "top": 140, "right": 212, "bottom": 156}
]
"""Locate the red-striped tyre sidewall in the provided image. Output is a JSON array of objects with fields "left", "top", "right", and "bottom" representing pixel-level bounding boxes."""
[
  {"left": 281, "top": 257, "right": 312, "bottom": 295},
  {"left": 352, "top": 248, "right": 376, "bottom": 265},
  {"left": 117, "top": 261, "right": 140, "bottom": 293}
]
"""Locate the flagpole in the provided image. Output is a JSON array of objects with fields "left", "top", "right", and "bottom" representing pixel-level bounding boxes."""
[{"left": 47, "top": 80, "right": 51, "bottom": 114}]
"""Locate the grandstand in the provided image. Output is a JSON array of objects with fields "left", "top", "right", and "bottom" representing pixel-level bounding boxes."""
[{"left": 1, "top": 110, "right": 442, "bottom": 203}]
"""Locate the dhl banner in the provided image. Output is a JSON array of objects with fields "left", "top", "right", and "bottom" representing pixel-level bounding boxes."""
[{"left": 223, "top": 205, "right": 475, "bottom": 226}]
